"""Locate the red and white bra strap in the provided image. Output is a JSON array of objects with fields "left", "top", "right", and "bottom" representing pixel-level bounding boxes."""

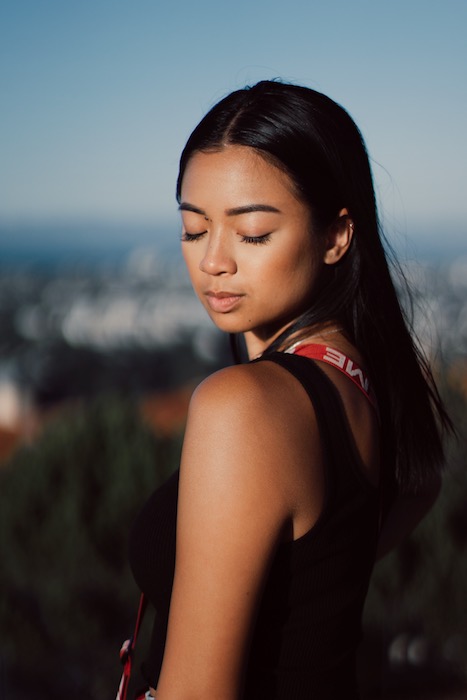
[{"left": 286, "top": 343, "right": 378, "bottom": 413}]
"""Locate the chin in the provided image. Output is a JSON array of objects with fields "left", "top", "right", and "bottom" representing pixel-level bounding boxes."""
[
  {"left": 202, "top": 311, "right": 248, "bottom": 334},
  {"left": 208, "top": 318, "right": 248, "bottom": 334}
]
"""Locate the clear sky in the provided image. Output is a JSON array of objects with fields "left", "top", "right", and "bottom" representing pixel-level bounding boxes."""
[{"left": 1, "top": 0, "right": 466, "bottom": 254}]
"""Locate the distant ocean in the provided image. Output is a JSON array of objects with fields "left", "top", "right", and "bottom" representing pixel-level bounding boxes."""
[{"left": 0, "top": 221, "right": 182, "bottom": 268}]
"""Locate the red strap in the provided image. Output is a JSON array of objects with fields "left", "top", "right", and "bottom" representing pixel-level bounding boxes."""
[
  {"left": 288, "top": 343, "right": 378, "bottom": 412},
  {"left": 117, "top": 593, "right": 147, "bottom": 700},
  {"left": 132, "top": 593, "right": 148, "bottom": 649}
]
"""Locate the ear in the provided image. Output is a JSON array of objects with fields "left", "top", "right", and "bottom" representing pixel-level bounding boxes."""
[{"left": 323, "top": 208, "right": 354, "bottom": 265}]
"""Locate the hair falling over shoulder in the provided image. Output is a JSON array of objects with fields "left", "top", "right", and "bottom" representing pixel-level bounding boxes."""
[{"left": 177, "top": 79, "right": 453, "bottom": 496}]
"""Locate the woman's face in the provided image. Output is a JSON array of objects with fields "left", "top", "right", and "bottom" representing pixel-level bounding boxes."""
[{"left": 179, "top": 145, "right": 326, "bottom": 359}]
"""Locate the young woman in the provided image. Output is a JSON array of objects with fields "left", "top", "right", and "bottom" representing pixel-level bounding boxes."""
[{"left": 129, "top": 80, "right": 450, "bottom": 699}]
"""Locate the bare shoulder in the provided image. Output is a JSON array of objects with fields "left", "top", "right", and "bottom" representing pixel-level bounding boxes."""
[
  {"left": 188, "top": 360, "right": 308, "bottom": 426},
  {"left": 181, "top": 360, "right": 320, "bottom": 509}
]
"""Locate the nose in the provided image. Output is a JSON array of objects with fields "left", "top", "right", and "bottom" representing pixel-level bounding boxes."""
[{"left": 199, "top": 233, "right": 237, "bottom": 276}]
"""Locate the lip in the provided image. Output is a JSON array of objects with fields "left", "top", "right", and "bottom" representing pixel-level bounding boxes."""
[{"left": 204, "top": 290, "right": 244, "bottom": 313}]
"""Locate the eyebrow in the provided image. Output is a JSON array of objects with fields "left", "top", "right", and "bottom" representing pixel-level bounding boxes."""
[{"left": 178, "top": 203, "right": 282, "bottom": 216}]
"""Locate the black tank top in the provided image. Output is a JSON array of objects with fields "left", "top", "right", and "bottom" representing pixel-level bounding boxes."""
[{"left": 129, "top": 352, "right": 380, "bottom": 699}]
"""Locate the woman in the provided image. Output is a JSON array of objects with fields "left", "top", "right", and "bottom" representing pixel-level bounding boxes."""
[{"left": 129, "top": 80, "right": 451, "bottom": 699}]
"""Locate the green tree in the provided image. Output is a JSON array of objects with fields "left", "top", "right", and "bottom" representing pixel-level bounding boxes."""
[{"left": 0, "top": 395, "right": 181, "bottom": 699}]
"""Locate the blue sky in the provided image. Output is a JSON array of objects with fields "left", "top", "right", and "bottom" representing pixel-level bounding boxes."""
[{"left": 1, "top": 0, "right": 466, "bottom": 255}]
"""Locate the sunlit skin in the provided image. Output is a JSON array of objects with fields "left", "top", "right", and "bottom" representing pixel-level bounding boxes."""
[{"left": 180, "top": 145, "right": 330, "bottom": 360}]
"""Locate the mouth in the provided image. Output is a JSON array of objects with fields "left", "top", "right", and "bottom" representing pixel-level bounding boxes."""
[{"left": 204, "top": 290, "right": 244, "bottom": 313}]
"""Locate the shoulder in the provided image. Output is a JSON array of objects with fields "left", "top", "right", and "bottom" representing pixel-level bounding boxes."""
[
  {"left": 190, "top": 361, "right": 272, "bottom": 402},
  {"left": 181, "top": 361, "right": 321, "bottom": 502},
  {"left": 188, "top": 360, "right": 310, "bottom": 431}
]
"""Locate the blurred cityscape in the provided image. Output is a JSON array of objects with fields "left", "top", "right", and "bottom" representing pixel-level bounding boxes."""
[
  {"left": 1, "top": 246, "right": 466, "bottom": 454},
  {"left": 0, "top": 246, "right": 234, "bottom": 459}
]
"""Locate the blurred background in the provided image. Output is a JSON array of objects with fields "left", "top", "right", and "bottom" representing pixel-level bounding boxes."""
[{"left": 0, "top": 0, "right": 466, "bottom": 698}]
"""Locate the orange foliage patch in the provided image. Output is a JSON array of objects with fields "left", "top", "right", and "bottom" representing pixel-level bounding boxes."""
[{"left": 140, "top": 384, "right": 194, "bottom": 437}]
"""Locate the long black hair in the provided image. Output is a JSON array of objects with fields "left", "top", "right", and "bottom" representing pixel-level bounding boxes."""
[{"left": 176, "top": 79, "right": 452, "bottom": 494}]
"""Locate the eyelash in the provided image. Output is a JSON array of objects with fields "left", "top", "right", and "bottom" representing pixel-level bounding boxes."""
[
  {"left": 181, "top": 232, "right": 272, "bottom": 245},
  {"left": 241, "top": 233, "right": 271, "bottom": 245},
  {"left": 181, "top": 231, "right": 207, "bottom": 242}
]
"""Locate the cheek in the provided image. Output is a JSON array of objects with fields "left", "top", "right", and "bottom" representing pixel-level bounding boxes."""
[
  {"left": 274, "top": 241, "right": 318, "bottom": 281},
  {"left": 182, "top": 248, "right": 200, "bottom": 282},
  {"left": 278, "top": 248, "right": 322, "bottom": 304}
]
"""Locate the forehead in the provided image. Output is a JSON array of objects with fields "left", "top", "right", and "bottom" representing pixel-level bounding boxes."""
[{"left": 180, "top": 145, "right": 300, "bottom": 206}]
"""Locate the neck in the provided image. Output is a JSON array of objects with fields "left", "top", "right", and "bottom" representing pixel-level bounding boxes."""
[{"left": 244, "top": 323, "right": 344, "bottom": 361}]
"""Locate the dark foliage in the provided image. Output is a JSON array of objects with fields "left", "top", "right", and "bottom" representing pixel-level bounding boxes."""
[
  {"left": 0, "top": 371, "right": 465, "bottom": 698},
  {"left": 360, "top": 374, "right": 467, "bottom": 697},
  {"left": 0, "top": 395, "right": 181, "bottom": 698}
]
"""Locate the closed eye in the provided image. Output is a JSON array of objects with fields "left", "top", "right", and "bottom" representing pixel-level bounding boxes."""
[
  {"left": 181, "top": 231, "right": 207, "bottom": 242},
  {"left": 240, "top": 233, "right": 272, "bottom": 245}
]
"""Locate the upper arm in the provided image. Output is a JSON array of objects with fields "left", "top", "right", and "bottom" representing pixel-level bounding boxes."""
[{"left": 156, "top": 366, "right": 296, "bottom": 700}]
